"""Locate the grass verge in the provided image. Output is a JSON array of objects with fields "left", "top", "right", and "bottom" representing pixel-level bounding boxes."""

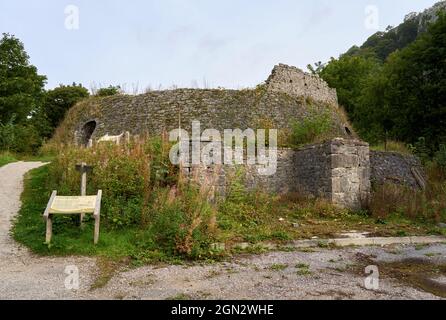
[{"left": 0, "top": 152, "right": 17, "bottom": 167}]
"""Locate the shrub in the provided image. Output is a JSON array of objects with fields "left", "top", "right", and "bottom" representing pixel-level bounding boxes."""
[
  {"left": 369, "top": 167, "right": 446, "bottom": 223},
  {"left": 96, "top": 85, "right": 121, "bottom": 97},
  {"left": 289, "top": 109, "right": 332, "bottom": 147},
  {"left": 0, "top": 116, "right": 42, "bottom": 154},
  {"left": 434, "top": 144, "right": 446, "bottom": 172},
  {"left": 48, "top": 136, "right": 177, "bottom": 228},
  {"left": 43, "top": 136, "right": 220, "bottom": 259}
]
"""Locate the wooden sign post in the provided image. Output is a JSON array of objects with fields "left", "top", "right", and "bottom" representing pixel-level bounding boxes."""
[{"left": 75, "top": 163, "right": 93, "bottom": 226}]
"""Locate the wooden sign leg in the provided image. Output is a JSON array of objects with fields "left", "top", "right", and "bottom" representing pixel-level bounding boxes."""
[
  {"left": 80, "top": 167, "right": 87, "bottom": 228},
  {"left": 94, "top": 215, "right": 100, "bottom": 245},
  {"left": 45, "top": 215, "right": 53, "bottom": 244}
]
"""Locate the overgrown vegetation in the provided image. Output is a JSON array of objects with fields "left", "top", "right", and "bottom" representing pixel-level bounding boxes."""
[
  {"left": 14, "top": 138, "right": 220, "bottom": 262},
  {"left": 369, "top": 163, "right": 446, "bottom": 226},
  {"left": 13, "top": 138, "right": 444, "bottom": 264},
  {"left": 289, "top": 109, "right": 333, "bottom": 147},
  {"left": 370, "top": 140, "right": 412, "bottom": 155}
]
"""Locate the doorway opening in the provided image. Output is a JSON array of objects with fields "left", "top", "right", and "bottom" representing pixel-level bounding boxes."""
[{"left": 80, "top": 121, "right": 97, "bottom": 146}]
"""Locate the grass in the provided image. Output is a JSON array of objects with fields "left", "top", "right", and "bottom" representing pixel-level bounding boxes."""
[
  {"left": 295, "top": 263, "right": 312, "bottom": 276},
  {"left": 90, "top": 257, "right": 130, "bottom": 290},
  {"left": 371, "top": 140, "right": 412, "bottom": 155},
  {"left": 0, "top": 152, "right": 17, "bottom": 167},
  {"left": 354, "top": 256, "right": 446, "bottom": 298},
  {"left": 0, "top": 151, "right": 54, "bottom": 168},
  {"left": 269, "top": 263, "right": 288, "bottom": 271}
]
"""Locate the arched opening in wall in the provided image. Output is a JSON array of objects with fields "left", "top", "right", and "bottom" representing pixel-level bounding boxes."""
[
  {"left": 80, "top": 121, "right": 97, "bottom": 146},
  {"left": 345, "top": 127, "right": 352, "bottom": 137}
]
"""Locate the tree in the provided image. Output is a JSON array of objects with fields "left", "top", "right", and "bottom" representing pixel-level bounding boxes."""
[
  {"left": 350, "top": 11, "right": 446, "bottom": 152},
  {"left": 0, "top": 33, "right": 46, "bottom": 124},
  {"left": 382, "top": 12, "right": 446, "bottom": 151},
  {"left": 42, "top": 83, "right": 89, "bottom": 133},
  {"left": 319, "top": 55, "right": 380, "bottom": 115}
]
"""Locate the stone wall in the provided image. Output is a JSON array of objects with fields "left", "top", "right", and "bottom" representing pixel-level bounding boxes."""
[
  {"left": 293, "top": 142, "right": 332, "bottom": 198},
  {"left": 189, "top": 144, "right": 425, "bottom": 209},
  {"left": 58, "top": 63, "right": 346, "bottom": 146},
  {"left": 188, "top": 139, "right": 371, "bottom": 210},
  {"left": 293, "top": 139, "right": 370, "bottom": 209},
  {"left": 370, "top": 151, "right": 425, "bottom": 189},
  {"left": 265, "top": 64, "right": 338, "bottom": 106},
  {"left": 330, "top": 139, "right": 370, "bottom": 209},
  {"left": 70, "top": 88, "right": 349, "bottom": 147}
]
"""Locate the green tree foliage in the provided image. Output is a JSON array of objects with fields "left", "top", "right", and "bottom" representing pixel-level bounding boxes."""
[
  {"left": 346, "top": 18, "right": 420, "bottom": 62},
  {"left": 42, "top": 83, "right": 89, "bottom": 134},
  {"left": 0, "top": 33, "right": 46, "bottom": 124},
  {"left": 319, "top": 11, "right": 446, "bottom": 154},
  {"left": 0, "top": 115, "right": 42, "bottom": 154},
  {"left": 379, "top": 13, "right": 446, "bottom": 151},
  {"left": 96, "top": 85, "right": 121, "bottom": 97},
  {"left": 319, "top": 55, "right": 380, "bottom": 115}
]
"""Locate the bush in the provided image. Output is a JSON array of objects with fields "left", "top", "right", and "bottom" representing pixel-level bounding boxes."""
[
  {"left": 434, "top": 144, "right": 446, "bottom": 172},
  {"left": 96, "top": 86, "right": 121, "bottom": 97},
  {"left": 369, "top": 166, "right": 446, "bottom": 223},
  {"left": 43, "top": 136, "right": 219, "bottom": 259},
  {"left": 0, "top": 116, "right": 42, "bottom": 154},
  {"left": 289, "top": 110, "right": 332, "bottom": 147},
  {"left": 408, "top": 137, "right": 431, "bottom": 164},
  {"left": 48, "top": 136, "right": 176, "bottom": 228}
]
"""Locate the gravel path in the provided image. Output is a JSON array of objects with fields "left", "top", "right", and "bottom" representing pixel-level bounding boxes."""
[
  {"left": 0, "top": 162, "right": 96, "bottom": 300},
  {"left": 0, "top": 162, "right": 444, "bottom": 300}
]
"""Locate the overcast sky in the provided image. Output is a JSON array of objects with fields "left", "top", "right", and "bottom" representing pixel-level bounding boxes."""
[{"left": 0, "top": 0, "right": 440, "bottom": 91}]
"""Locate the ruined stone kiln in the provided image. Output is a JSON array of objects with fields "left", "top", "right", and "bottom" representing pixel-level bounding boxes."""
[{"left": 54, "top": 64, "right": 423, "bottom": 209}]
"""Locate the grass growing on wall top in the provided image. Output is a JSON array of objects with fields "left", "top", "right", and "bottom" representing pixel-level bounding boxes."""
[{"left": 370, "top": 140, "right": 413, "bottom": 155}]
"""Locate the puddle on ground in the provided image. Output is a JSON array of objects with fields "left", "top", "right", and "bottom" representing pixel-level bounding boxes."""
[{"left": 355, "top": 254, "right": 446, "bottom": 298}]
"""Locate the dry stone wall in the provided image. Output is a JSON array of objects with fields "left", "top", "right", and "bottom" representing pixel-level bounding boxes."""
[
  {"left": 72, "top": 89, "right": 349, "bottom": 147},
  {"left": 330, "top": 139, "right": 370, "bottom": 209},
  {"left": 189, "top": 139, "right": 371, "bottom": 210},
  {"left": 370, "top": 151, "right": 425, "bottom": 189},
  {"left": 265, "top": 64, "right": 338, "bottom": 106},
  {"left": 67, "top": 63, "right": 346, "bottom": 146}
]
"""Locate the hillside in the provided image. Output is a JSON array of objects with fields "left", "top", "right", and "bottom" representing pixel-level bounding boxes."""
[
  {"left": 317, "top": 1, "right": 446, "bottom": 154},
  {"left": 344, "top": 1, "right": 446, "bottom": 62}
]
